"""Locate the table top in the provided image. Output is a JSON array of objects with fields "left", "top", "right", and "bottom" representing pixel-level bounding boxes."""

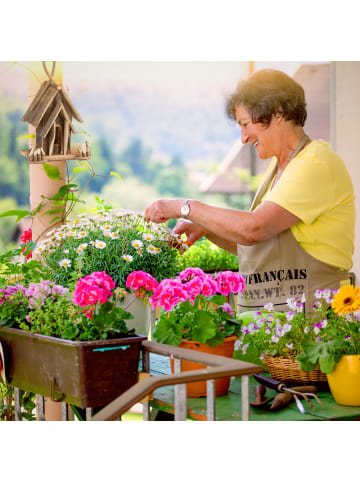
[{"left": 147, "top": 354, "right": 360, "bottom": 421}]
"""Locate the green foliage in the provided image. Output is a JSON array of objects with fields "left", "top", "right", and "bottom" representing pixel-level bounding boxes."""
[
  {"left": 37, "top": 205, "right": 184, "bottom": 290},
  {"left": 178, "top": 238, "right": 238, "bottom": 273},
  {"left": 0, "top": 247, "right": 51, "bottom": 287},
  {"left": 296, "top": 340, "right": 345, "bottom": 374},
  {"left": 0, "top": 384, "right": 36, "bottom": 421},
  {"left": 153, "top": 294, "right": 242, "bottom": 347}
]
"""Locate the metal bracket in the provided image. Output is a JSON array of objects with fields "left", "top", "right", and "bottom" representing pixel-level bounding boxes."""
[{"left": 50, "top": 378, "right": 66, "bottom": 402}]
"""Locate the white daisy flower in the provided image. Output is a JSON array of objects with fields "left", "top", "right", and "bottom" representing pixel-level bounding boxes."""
[
  {"left": 67, "top": 231, "right": 76, "bottom": 238},
  {"left": 33, "top": 245, "right": 45, "bottom": 255},
  {"left": 63, "top": 249, "right": 70, "bottom": 254},
  {"left": 94, "top": 240, "right": 107, "bottom": 249},
  {"left": 103, "top": 231, "right": 112, "bottom": 238},
  {"left": 122, "top": 254, "right": 134, "bottom": 262},
  {"left": 77, "top": 231, "right": 88, "bottom": 238},
  {"left": 56, "top": 232, "right": 66, "bottom": 240},
  {"left": 102, "top": 225, "right": 112, "bottom": 231},
  {"left": 142, "top": 233, "right": 154, "bottom": 241},
  {"left": 76, "top": 243, "right": 88, "bottom": 253},
  {"left": 110, "top": 232, "right": 120, "bottom": 239},
  {"left": 58, "top": 258, "right": 72, "bottom": 268},
  {"left": 131, "top": 239, "right": 144, "bottom": 249},
  {"left": 146, "top": 245, "right": 158, "bottom": 255}
]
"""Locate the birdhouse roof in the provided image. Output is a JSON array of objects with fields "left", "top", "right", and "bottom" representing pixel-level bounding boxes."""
[{"left": 22, "top": 81, "right": 83, "bottom": 128}]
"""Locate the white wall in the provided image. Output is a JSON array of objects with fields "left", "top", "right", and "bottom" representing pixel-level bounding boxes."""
[{"left": 331, "top": 62, "right": 360, "bottom": 284}]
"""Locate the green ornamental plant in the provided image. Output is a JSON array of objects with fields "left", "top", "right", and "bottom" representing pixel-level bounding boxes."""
[
  {"left": 234, "top": 286, "right": 360, "bottom": 374},
  {"left": 125, "top": 267, "right": 246, "bottom": 347},
  {"left": 177, "top": 238, "right": 238, "bottom": 273},
  {"left": 34, "top": 203, "right": 186, "bottom": 291}
]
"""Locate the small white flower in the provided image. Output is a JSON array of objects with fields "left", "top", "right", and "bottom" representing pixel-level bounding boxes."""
[
  {"left": 265, "top": 328, "right": 271, "bottom": 335},
  {"left": 283, "top": 323, "right": 292, "bottom": 334},
  {"left": 110, "top": 232, "right": 120, "bottom": 239},
  {"left": 58, "top": 258, "right": 71, "bottom": 268},
  {"left": 76, "top": 243, "right": 88, "bottom": 253},
  {"left": 122, "top": 254, "right": 133, "bottom": 262},
  {"left": 304, "top": 326, "right": 310, "bottom": 334},
  {"left": 286, "top": 311, "right": 295, "bottom": 322},
  {"left": 146, "top": 245, "right": 158, "bottom": 255},
  {"left": 103, "top": 225, "right": 112, "bottom": 231},
  {"left": 67, "top": 231, "right": 76, "bottom": 238},
  {"left": 56, "top": 232, "right": 66, "bottom": 240},
  {"left": 264, "top": 302, "right": 274, "bottom": 312},
  {"left": 131, "top": 239, "right": 144, "bottom": 249},
  {"left": 271, "top": 335, "right": 280, "bottom": 343},
  {"left": 103, "top": 231, "right": 112, "bottom": 238},
  {"left": 33, "top": 245, "right": 45, "bottom": 255},
  {"left": 63, "top": 249, "right": 69, "bottom": 254},
  {"left": 314, "top": 327, "right": 320, "bottom": 335},
  {"left": 234, "top": 340, "right": 242, "bottom": 350},
  {"left": 94, "top": 240, "right": 107, "bottom": 249},
  {"left": 321, "top": 319, "right": 328, "bottom": 328},
  {"left": 77, "top": 231, "right": 88, "bottom": 238},
  {"left": 286, "top": 343, "right": 294, "bottom": 350},
  {"left": 143, "top": 233, "right": 154, "bottom": 241},
  {"left": 241, "top": 343, "right": 249, "bottom": 355},
  {"left": 315, "top": 289, "right": 323, "bottom": 299}
]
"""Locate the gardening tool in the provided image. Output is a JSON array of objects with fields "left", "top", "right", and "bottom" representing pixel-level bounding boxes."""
[{"left": 253, "top": 374, "right": 325, "bottom": 413}]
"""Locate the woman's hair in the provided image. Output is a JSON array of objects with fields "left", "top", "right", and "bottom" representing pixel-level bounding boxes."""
[{"left": 225, "top": 69, "right": 307, "bottom": 127}]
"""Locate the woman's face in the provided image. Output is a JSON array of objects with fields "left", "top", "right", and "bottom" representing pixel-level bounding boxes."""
[{"left": 235, "top": 105, "right": 278, "bottom": 159}]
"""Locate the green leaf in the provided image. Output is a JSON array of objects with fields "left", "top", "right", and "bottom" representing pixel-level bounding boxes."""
[
  {"left": 0, "top": 209, "right": 30, "bottom": 223},
  {"left": 73, "top": 167, "right": 90, "bottom": 173},
  {"left": 43, "top": 208, "right": 64, "bottom": 216},
  {"left": 191, "top": 311, "right": 217, "bottom": 344},
  {"left": 31, "top": 202, "right": 44, "bottom": 217},
  {"left": 153, "top": 314, "right": 183, "bottom": 346},
  {"left": 16, "top": 134, "right": 35, "bottom": 140},
  {"left": 43, "top": 163, "right": 60, "bottom": 180},
  {"left": 110, "top": 171, "right": 124, "bottom": 181},
  {"left": 49, "top": 216, "right": 62, "bottom": 224},
  {"left": 319, "top": 354, "right": 336, "bottom": 374}
]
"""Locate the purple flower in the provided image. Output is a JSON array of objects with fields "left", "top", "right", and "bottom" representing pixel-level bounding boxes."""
[{"left": 219, "top": 303, "right": 234, "bottom": 316}]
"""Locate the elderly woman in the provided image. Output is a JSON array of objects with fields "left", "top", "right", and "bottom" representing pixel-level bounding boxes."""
[{"left": 144, "top": 69, "right": 355, "bottom": 311}]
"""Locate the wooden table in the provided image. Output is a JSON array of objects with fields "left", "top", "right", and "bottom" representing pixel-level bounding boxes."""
[{"left": 148, "top": 354, "right": 360, "bottom": 421}]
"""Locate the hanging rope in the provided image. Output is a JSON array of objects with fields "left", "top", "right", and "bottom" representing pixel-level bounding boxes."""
[{"left": 42, "top": 61, "right": 57, "bottom": 84}]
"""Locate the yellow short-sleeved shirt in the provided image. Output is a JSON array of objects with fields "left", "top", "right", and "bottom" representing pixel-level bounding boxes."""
[{"left": 259, "top": 140, "right": 355, "bottom": 270}]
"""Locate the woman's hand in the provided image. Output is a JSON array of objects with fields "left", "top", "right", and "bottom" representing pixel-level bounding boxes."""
[
  {"left": 172, "top": 219, "right": 206, "bottom": 246},
  {"left": 144, "top": 199, "right": 183, "bottom": 224}
]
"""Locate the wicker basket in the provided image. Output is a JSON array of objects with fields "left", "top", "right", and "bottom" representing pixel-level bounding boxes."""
[{"left": 264, "top": 356, "right": 327, "bottom": 386}]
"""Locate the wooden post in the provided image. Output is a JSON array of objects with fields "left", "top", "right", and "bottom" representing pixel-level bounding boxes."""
[
  {"left": 27, "top": 61, "right": 66, "bottom": 243},
  {"left": 27, "top": 61, "right": 66, "bottom": 420}
]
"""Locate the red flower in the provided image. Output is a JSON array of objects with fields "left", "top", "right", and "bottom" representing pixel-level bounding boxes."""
[{"left": 20, "top": 228, "right": 32, "bottom": 244}]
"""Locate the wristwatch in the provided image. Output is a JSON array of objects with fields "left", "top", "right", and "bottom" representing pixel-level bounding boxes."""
[{"left": 180, "top": 199, "right": 192, "bottom": 219}]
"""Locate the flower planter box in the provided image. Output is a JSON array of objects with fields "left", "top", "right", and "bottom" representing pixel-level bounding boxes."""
[{"left": 0, "top": 326, "right": 147, "bottom": 408}]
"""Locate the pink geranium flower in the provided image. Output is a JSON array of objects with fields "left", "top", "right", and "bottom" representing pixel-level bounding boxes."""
[
  {"left": 73, "top": 272, "right": 115, "bottom": 307},
  {"left": 216, "top": 271, "right": 246, "bottom": 296},
  {"left": 149, "top": 279, "right": 188, "bottom": 312},
  {"left": 178, "top": 267, "right": 205, "bottom": 283},
  {"left": 126, "top": 270, "right": 159, "bottom": 292}
]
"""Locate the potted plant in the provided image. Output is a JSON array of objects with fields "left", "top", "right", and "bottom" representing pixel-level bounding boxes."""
[
  {"left": 177, "top": 238, "right": 238, "bottom": 274},
  {"left": 0, "top": 268, "right": 147, "bottom": 408},
  {"left": 233, "top": 293, "right": 336, "bottom": 386},
  {"left": 125, "top": 267, "right": 246, "bottom": 397},
  {"left": 31, "top": 203, "right": 186, "bottom": 334},
  {"left": 295, "top": 284, "right": 360, "bottom": 406}
]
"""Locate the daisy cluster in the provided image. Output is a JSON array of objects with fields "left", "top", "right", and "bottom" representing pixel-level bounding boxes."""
[{"left": 35, "top": 207, "right": 185, "bottom": 289}]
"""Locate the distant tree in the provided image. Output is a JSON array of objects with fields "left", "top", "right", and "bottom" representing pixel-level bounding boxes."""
[{"left": 119, "top": 139, "right": 151, "bottom": 180}]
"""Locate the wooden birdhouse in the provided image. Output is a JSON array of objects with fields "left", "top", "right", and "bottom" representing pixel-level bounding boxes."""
[{"left": 21, "top": 62, "right": 91, "bottom": 163}]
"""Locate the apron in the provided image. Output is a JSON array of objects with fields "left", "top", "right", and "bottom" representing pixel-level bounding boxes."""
[{"left": 237, "top": 136, "right": 349, "bottom": 313}]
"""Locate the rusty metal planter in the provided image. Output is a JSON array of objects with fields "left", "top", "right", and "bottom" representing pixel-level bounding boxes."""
[{"left": 0, "top": 326, "right": 147, "bottom": 408}]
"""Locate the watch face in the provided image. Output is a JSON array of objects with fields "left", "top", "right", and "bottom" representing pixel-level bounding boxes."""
[{"left": 181, "top": 204, "right": 190, "bottom": 217}]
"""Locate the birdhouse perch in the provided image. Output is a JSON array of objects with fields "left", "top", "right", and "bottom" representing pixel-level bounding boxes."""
[{"left": 21, "top": 61, "right": 91, "bottom": 163}]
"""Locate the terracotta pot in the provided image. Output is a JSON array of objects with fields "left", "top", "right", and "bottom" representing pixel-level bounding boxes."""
[
  {"left": 327, "top": 355, "right": 360, "bottom": 406},
  {"left": 170, "top": 335, "right": 238, "bottom": 397}
]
